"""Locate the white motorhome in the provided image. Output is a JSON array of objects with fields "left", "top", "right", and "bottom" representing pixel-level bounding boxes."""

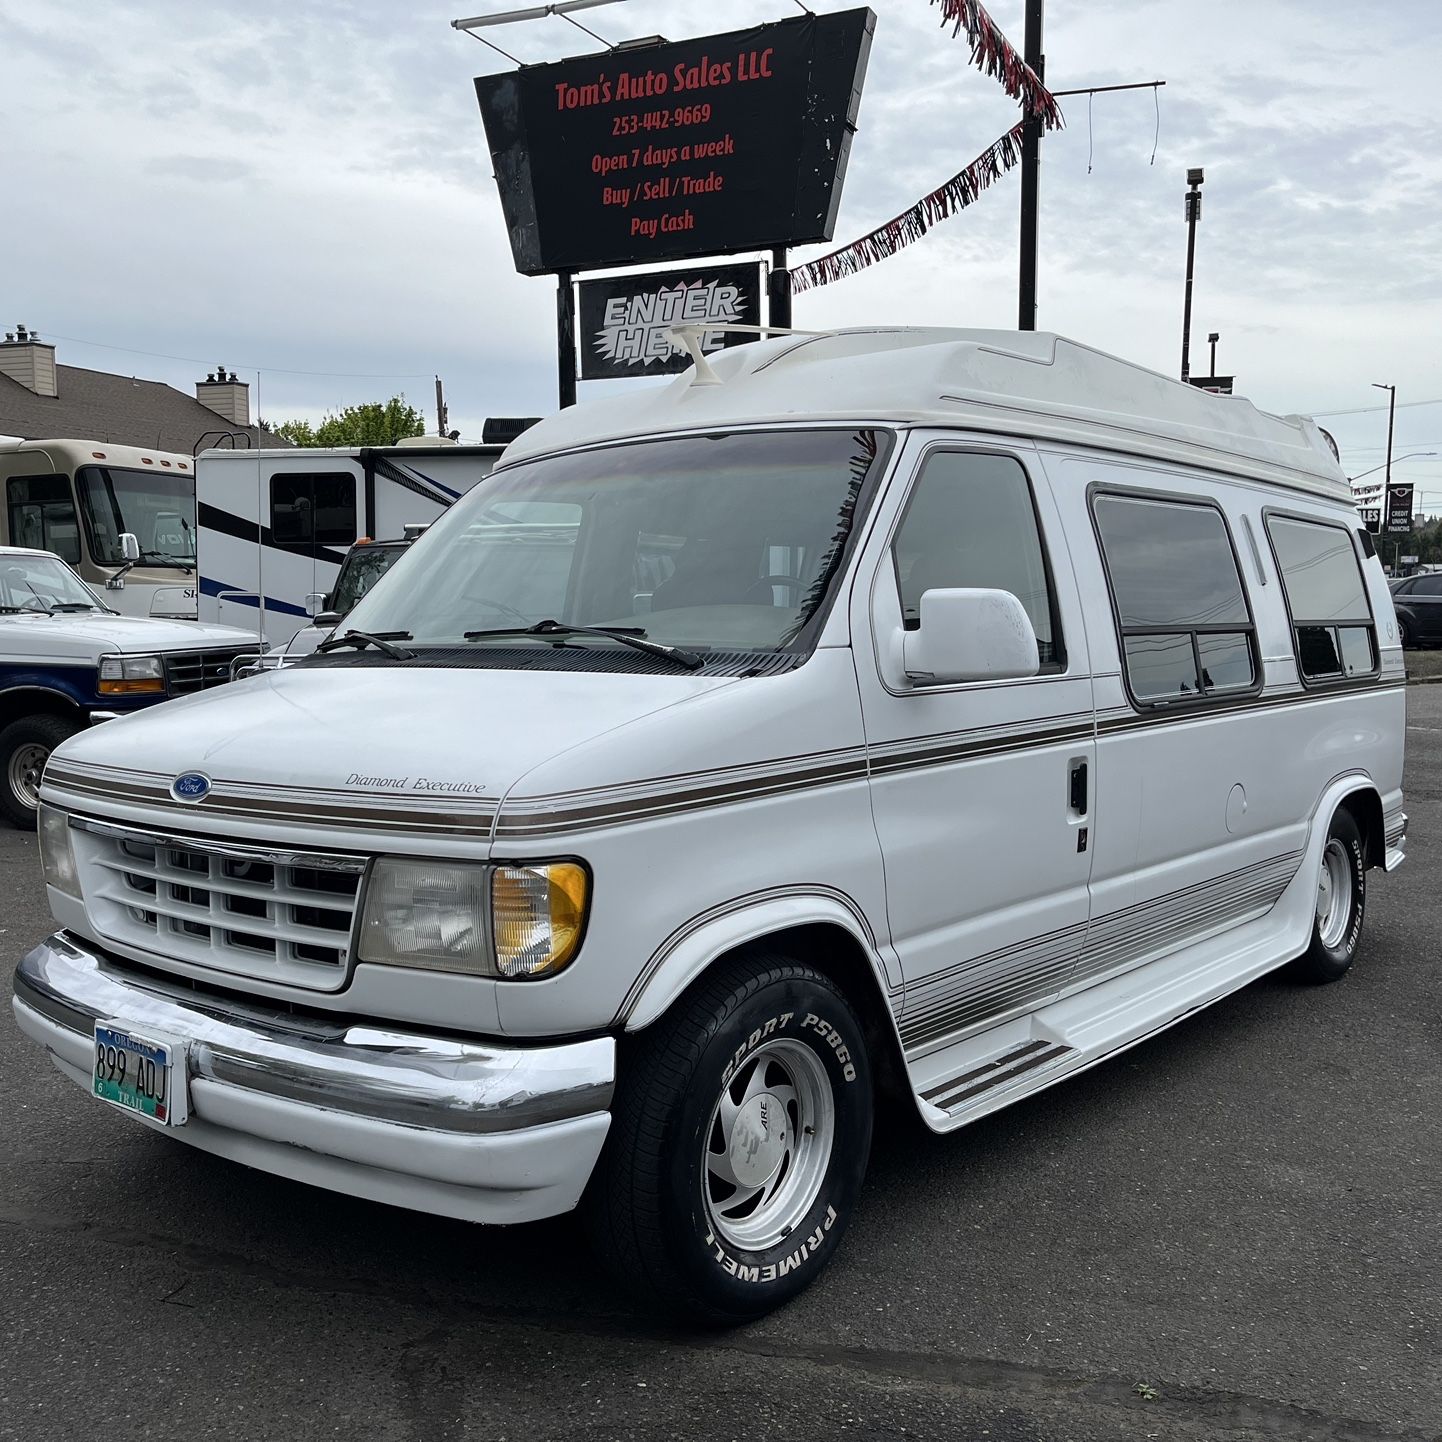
[
  {"left": 0, "top": 438, "right": 199, "bottom": 618},
  {"left": 195, "top": 441, "right": 502, "bottom": 647},
  {"left": 13, "top": 330, "right": 1405, "bottom": 1322}
]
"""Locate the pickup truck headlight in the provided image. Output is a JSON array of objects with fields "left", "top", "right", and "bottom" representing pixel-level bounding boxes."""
[
  {"left": 357, "top": 858, "right": 589, "bottom": 979},
  {"left": 38, "top": 806, "right": 81, "bottom": 899},
  {"left": 98, "top": 654, "right": 166, "bottom": 695}
]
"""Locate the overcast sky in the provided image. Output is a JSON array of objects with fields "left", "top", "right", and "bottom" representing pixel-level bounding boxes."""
[{"left": 3, "top": 0, "right": 1440, "bottom": 504}]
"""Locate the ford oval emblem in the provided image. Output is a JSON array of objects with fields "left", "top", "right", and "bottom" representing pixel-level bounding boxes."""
[{"left": 171, "top": 771, "right": 211, "bottom": 803}]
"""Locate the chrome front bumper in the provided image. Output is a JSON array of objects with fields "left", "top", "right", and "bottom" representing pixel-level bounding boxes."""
[{"left": 12, "top": 933, "right": 615, "bottom": 1224}]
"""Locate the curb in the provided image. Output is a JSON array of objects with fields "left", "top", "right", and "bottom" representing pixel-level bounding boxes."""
[{"left": 1406, "top": 674, "right": 1442, "bottom": 686}]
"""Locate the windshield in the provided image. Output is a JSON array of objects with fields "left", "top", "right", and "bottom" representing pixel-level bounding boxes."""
[
  {"left": 75, "top": 465, "right": 196, "bottom": 566},
  {"left": 341, "top": 429, "right": 891, "bottom": 660},
  {"left": 331, "top": 543, "right": 407, "bottom": 615},
  {"left": 0, "top": 552, "right": 111, "bottom": 613}
]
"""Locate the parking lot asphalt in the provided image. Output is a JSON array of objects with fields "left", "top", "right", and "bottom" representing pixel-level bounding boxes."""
[{"left": 2, "top": 693, "right": 1439, "bottom": 1442}]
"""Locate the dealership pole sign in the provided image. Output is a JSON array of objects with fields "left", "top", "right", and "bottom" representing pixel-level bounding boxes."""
[
  {"left": 474, "top": 11, "right": 874, "bottom": 277},
  {"left": 1385, "top": 482, "right": 1415, "bottom": 535},
  {"left": 578, "top": 264, "right": 762, "bottom": 380}
]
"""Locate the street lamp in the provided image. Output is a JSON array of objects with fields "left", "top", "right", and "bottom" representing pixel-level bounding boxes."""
[
  {"left": 1349, "top": 451, "right": 1437, "bottom": 483},
  {"left": 1207, "top": 331, "right": 1220, "bottom": 377},
  {"left": 1180, "top": 167, "right": 1204, "bottom": 381}
]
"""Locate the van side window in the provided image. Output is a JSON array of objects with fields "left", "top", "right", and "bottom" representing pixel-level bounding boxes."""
[
  {"left": 892, "top": 452, "right": 1063, "bottom": 668},
  {"left": 1266, "top": 515, "right": 1378, "bottom": 681},
  {"left": 270, "top": 473, "right": 356, "bottom": 550},
  {"left": 6, "top": 475, "right": 82, "bottom": 565},
  {"left": 1093, "top": 493, "right": 1256, "bottom": 704}
]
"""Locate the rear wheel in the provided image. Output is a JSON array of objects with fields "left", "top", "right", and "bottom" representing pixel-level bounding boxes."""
[
  {"left": 0, "top": 714, "right": 81, "bottom": 829},
  {"left": 1290, "top": 808, "right": 1366, "bottom": 984},
  {"left": 586, "top": 953, "right": 873, "bottom": 1323},
  {"left": 1398, "top": 616, "right": 1412, "bottom": 649}
]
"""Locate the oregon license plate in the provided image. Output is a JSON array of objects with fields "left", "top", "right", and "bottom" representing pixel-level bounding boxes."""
[{"left": 93, "top": 1024, "right": 186, "bottom": 1125}]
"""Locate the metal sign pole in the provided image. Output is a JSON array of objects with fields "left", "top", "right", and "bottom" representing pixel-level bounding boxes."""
[
  {"left": 769, "top": 248, "right": 792, "bottom": 330},
  {"left": 557, "top": 271, "right": 577, "bottom": 409}
]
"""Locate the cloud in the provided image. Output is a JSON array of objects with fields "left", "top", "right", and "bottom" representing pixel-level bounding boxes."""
[{"left": 1, "top": 0, "right": 1439, "bottom": 468}]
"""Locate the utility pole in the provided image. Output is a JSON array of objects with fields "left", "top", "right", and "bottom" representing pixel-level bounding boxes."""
[
  {"left": 434, "top": 375, "right": 449, "bottom": 437},
  {"left": 1374, "top": 381, "right": 1397, "bottom": 563},
  {"left": 1017, "top": 0, "right": 1044, "bottom": 331},
  {"left": 1180, "top": 167, "right": 1204, "bottom": 381}
]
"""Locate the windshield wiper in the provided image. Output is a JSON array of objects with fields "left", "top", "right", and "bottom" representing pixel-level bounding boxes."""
[
  {"left": 139, "top": 549, "right": 195, "bottom": 573},
  {"left": 314, "top": 629, "right": 416, "bottom": 661},
  {"left": 48, "top": 602, "right": 102, "bottom": 613},
  {"left": 464, "top": 619, "right": 703, "bottom": 671}
]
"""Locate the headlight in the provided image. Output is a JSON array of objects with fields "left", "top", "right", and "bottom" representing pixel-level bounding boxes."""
[
  {"left": 356, "top": 857, "right": 590, "bottom": 979},
  {"left": 98, "top": 654, "right": 166, "bottom": 695},
  {"left": 491, "top": 862, "right": 589, "bottom": 979},
  {"left": 38, "top": 805, "right": 81, "bottom": 899}
]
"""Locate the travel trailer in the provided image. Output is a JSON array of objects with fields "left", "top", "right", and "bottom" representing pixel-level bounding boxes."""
[
  {"left": 14, "top": 329, "right": 1405, "bottom": 1322},
  {"left": 0, "top": 438, "right": 198, "bottom": 618},
  {"left": 194, "top": 441, "right": 503, "bottom": 647}
]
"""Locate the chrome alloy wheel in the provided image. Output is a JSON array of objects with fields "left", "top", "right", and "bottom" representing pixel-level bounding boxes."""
[
  {"left": 703, "top": 1039, "right": 835, "bottom": 1252},
  {"left": 1316, "top": 837, "right": 1354, "bottom": 950},
  {"left": 7, "top": 742, "right": 48, "bottom": 812}
]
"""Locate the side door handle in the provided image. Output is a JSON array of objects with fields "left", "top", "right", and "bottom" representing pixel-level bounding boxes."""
[{"left": 1068, "top": 758, "right": 1089, "bottom": 816}]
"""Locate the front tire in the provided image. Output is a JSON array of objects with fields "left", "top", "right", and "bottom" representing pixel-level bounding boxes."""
[
  {"left": 0, "top": 714, "right": 80, "bottom": 829},
  {"left": 1290, "top": 808, "right": 1366, "bottom": 984},
  {"left": 587, "top": 953, "right": 873, "bottom": 1323},
  {"left": 1398, "top": 616, "right": 1412, "bottom": 649}
]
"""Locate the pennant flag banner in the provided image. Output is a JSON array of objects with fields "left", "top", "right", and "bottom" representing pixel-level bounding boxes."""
[
  {"left": 793, "top": 124, "right": 1025, "bottom": 292},
  {"left": 931, "top": 0, "right": 1063, "bottom": 130},
  {"left": 791, "top": 0, "right": 1062, "bottom": 293}
]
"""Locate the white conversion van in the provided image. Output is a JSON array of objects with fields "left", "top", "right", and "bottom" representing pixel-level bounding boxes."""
[{"left": 12, "top": 330, "right": 1405, "bottom": 1321}]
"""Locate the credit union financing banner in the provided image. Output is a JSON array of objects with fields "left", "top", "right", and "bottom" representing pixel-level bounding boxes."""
[
  {"left": 1386, "top": 483, "right": 1415, "bottom": 535},
  {"left": 474, "top": 10, "right": 874, "bottom": 276},
  {"left": 577, "top": 263, "right": 762, "bottom": 380}
]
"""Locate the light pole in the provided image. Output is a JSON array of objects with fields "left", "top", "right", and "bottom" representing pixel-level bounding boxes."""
[
  {"left": 1373, "top": 382, "right": 1398, "bottom": 558},
  {"left": 1208, "top": 331, "right": 1219, "bottom": 377},
  {"left": 1349, "top": 451, "right": 1436, "bottom": 484},
  {"left": 1180, "top": 168, "right": 1204, "bottom": 381}
]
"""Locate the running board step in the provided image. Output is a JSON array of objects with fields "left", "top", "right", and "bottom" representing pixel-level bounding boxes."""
[{"left": 920, "top": 1038, "right": 1075, "bottom": 1116}]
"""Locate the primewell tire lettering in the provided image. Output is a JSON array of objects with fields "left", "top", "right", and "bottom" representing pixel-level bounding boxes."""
[
  {"left": 802, "top": 1012, "right": 858, "bottom": 1082},
  {"left": 720, "top": 1010, "right": 792, "bottom": 1087},
  {"left": 705, "top": 1204, "right": 840, "bottom": 1283}
]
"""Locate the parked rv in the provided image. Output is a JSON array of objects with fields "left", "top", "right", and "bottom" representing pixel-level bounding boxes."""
[
  {"left": 0, "top": 545, "right": 253, "bottom": 826},
  {"left": 14, "top": 330, "right": 1405, "bottom": 1322},
  {"left": 0, "top": 438, "right": 198, "bottom": 618},
  {"left": 195, "top": 441, "right": 502, "bottom": 648}
]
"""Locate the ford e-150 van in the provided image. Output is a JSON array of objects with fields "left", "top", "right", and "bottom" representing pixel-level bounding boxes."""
[{"left": 11, "top": 330, "right": 1405, "bottom": 1321}]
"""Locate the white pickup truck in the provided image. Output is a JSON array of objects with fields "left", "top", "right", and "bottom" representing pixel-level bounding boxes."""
[{"left": 0, "top": 546, "right": 255, "bottom": 826}]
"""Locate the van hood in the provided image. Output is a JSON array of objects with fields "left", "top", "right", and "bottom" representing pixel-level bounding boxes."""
[
  {"left": 52, "top": 663, "right": 738, "bottom": 815},
  {"left": 1, "top": 611, "right": 254, "bottom": 659}
]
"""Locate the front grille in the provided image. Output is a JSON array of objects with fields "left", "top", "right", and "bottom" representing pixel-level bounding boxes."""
[
  {"left": 165, "top": 647, "right": 254, "bottom": 695},
  {"left": 80, "top": 823, "right": 366, "bottom": 991}
]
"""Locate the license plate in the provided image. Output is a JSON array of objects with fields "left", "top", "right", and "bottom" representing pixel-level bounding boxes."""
[{"left": 93, "top": 1024, "right": 187, "bottom": 1126}]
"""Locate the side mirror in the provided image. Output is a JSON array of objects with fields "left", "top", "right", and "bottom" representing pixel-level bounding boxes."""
[
  {"left": 304, "top": 591, "right": 326, "bottom": 618},
  {"left": 119, "top": 533, "right": 141, "bottom": 562},
  {"left": 902, "top": 588, "right": 1040, "bottom": 685},
  {"left": 313, "top": 610, "right": 341, "bottom": 630}
]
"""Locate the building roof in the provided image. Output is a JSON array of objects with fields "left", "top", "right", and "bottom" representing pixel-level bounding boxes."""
[
  {"left": 503, "top": 328, "right": 1352, "bottom": 502},
  {"left": 0, "top": 363, "right": 272, "bottom": 454}
]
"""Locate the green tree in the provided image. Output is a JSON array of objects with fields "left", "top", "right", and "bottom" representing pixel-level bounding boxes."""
[{"left": 268, "top": 396, "right": 427, "bottom": 447}]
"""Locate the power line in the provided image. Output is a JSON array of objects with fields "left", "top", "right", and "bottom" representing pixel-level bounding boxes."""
[
  {"left": 42, "top": 332, "right": 435, "bottom": 381},
  {"left": 1308, "top": 397, "right": 1442, "bottom": 418}
]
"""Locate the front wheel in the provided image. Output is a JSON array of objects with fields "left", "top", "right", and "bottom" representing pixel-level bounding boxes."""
[
  {"left": 0, "top": 714, "right": 81, "bottom": 829},
  {"left": 1398, "top": 616, "right": 1412, "bottom": 649},
  {"left": 586, "top": 953, "right": 873, "bottom": 1323},
  {"left": 1290, "top": 808, "right": 1366, "bottom": 984}
]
